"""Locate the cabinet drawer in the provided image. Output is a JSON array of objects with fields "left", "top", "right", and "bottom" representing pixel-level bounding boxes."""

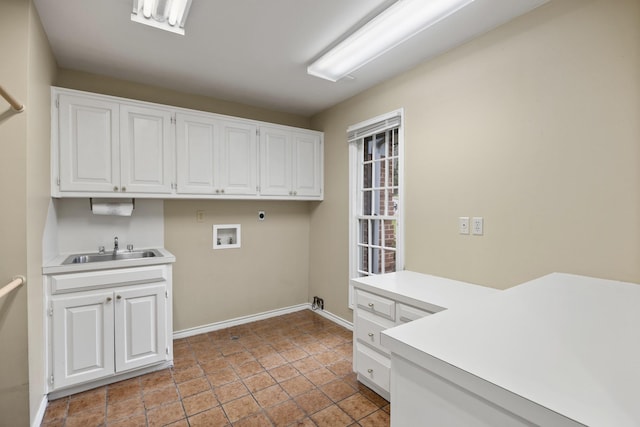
[
  {"left": 356, "top": 343, "right": 390, "bottom": 393},
  {"left": 355, "top": 310, "right": 394, "bottom": 354},
  {"left": 356, "top": 289, "right": 395, "bottom": 321},
  {"left": 397, "top": 303, "right": 435, "bottom": 323},
  {"left": 51, "top": 265, "right": 167, "bottom": 294}
]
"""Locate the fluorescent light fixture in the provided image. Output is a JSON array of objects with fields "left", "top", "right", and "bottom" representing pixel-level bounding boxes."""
[
  {"left": 131, "top": 0, "right": 192, "bottom": 35},
  {"left": 308, "top": 0, "right": 475, "bottom": 82}
]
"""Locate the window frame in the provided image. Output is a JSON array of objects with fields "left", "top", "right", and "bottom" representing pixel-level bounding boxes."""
[{"left": 348, "top": 109, "right": 405, "bottom": 308}]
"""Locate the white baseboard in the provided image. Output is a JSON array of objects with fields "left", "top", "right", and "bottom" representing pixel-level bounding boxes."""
[
  {"left": 173, "top": 304, "right": 352, "bottom": 339},
  {"left": 310, "top": 307, "right": 353, "bottom": 331},
  {"left": 31, "top": 395, "right": 47, "bottom": 427}
]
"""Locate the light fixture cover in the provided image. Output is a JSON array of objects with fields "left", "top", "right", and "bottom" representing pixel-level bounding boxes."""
[
  {"left": 308, "top": 0, "right": 475, "bottom": 82},
  {"left": 131, "top": 0, "right": 193, "bottom": 35}
]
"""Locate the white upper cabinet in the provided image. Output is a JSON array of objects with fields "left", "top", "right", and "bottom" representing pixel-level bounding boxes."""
[
  {"left": 176, "top": 112, "right": 220, "bottom": 194},
  {"left": 58, "top": 94, "right": 120, "bottom": 193},
  {"left": 52, "top": 88, "right": 322, "bottom": 200},
  {"left": 259, "top": 127, "right": 293, "bottom": 197},
  {"left": 292, "top": 131, "right": 322, "bottom": 197},
  {"left": 219, "top": 120, "right": 258, "bottom": 195},
  {"left": 120, "top": 105, "right": 174, "bottom": 194},
  {"left": 176, "top": 113, "right": 257, "bottom": 196},
  {"left": 55, "top": 92, "right": 173, "bottom": 196},
  {"left": 260, "top": 126, "right": 322, "bottom": 198}
]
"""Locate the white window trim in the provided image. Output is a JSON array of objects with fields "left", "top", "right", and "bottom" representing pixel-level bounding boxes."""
[{"left": 348, "top": 109, "right": 405, "bottom": 308}]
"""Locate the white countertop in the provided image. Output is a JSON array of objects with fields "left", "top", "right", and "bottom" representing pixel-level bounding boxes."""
[
  {"left": 351, "top": 270, "right": 498, "bottom": 312},
  {"left": 42, "top": 247, "right": 176, "bottom": 275},
  {"left": 382, "top": 273, "right": 640, "bottom": 426}
]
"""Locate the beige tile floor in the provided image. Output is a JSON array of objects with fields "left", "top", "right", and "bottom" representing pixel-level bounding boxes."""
[{"left": 41, "top": 310, "right": 390, "bottom": 426}]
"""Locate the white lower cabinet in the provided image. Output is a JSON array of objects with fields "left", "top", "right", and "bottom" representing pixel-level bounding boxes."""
[
  {"left": 351, "top": 271, "right": 501, "bottom": 404},
  {"left": 352, "top": 285, "right": 440, "bottom": 401},
  {"left": 51, "top": 290, "right": 115, "bottom": 388},
  {"left": 353, "top": 288, "right": 432, "bottom": 400},
  {"left": 46, "top": 265, "right": 172, "bottom": 395}
]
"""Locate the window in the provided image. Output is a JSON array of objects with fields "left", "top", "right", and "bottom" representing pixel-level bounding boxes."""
[{"left": 348, "top": 110, "right": 404, "bottom": 307}]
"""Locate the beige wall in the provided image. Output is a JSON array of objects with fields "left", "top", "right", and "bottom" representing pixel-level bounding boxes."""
[
  {"left": 0, "top": 1, "right": 29, "bottom": 425},
  {"left": 0, "top": 0, "right": 56, "bottom": 425},
  {"left": 26, "top": 1, "right": 58, "bottom": 423},
  {"left": 165, "top": 200, "right": 312, "bottom": 331},
  {"left": 56, "top": 69, "right": 312, "bottom": 130},
  {"left": 310, "top": 0, "right": 640, "bottom": 321}
]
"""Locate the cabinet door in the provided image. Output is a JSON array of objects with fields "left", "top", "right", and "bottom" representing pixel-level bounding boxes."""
[
  {"left": 220, "top": 120, "right": 258, "bottom": 195},
  {"left": 259, "top": 126, "right": 292, "bottom": 196},
  {"left": 52, "top": 291, "right": 115, "bottom": 389},
  {"left": 58, "top": 94, "right": 120, "bottom": 192},
  {"left": 176, "top": 113, "right": 220, "bottom": 194},
  {"left": 120, "top": 105, "right": 173, "bottom": 194},
  {"left": 293, "top": 132, "right": 322, "bottom": 197},
  {"left": 114, "top": 284, "right": 167, "bottom": 372}
]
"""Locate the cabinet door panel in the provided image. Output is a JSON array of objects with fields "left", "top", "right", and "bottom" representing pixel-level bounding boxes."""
[
  {"left": 58, "top": 94, "right": 119, "bottom": 192},
  {"left": 52, "top": 291, "right": 115, "bottom": 388},
  {"left": 259, "top": 127, "right": 292, "bottom": 196},
  {"left": 120, "top": 105, "right": 173, "bottom": 194},
  {"left": 220, "top": 121, "right": 257, "bottom": 195},
  {"left": 114, "top": 284, "right": 167, "bottom": 372},
  {"left": 176, "top": 113, "right": 219, "bottom": 194},
  {"left": 293, "top": 132, "right": 322, "bottom": 197}
]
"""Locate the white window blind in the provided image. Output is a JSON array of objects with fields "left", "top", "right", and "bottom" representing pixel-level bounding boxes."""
[{"left": 347, "top": 113, "right": 402, "bottom": 143}]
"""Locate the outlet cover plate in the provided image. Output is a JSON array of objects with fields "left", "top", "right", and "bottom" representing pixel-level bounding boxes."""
[
  {"left": 459, "top": 217, "right": 470, "bottom": 235},
  {"left": 472, "top": 217, "right": 484, "bottom": 235}
]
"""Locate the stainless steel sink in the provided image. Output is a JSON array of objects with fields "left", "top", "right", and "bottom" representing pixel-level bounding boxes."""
[{"left": 62, "top": 249, "right": 163, "bottom": 265}]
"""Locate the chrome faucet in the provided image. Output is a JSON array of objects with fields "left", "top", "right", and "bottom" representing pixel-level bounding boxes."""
[{"left": 113, "top": 236, "right": 119, "bottom": 255}]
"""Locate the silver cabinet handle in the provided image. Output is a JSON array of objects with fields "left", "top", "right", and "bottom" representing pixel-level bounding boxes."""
[
  {"left": 121, "top": 186, "right": 126, "bottom": 192},
  {"left": 116, "top": 295, "right": 122, "bottom": 300},
  {"left": 368, "top": 333, "right": 374, "bottom": 338},
  {"left": 367, "top": 368, "right": 373, "bottom": 374},
  {"left": 106, "top": 297, "right": 112, "bottom": 302},
  {"left": 113, "top": 186, "right": 119, "bottom": 192},
  {"left": 368, "top": 303, "right": 374, "bottom": 308}
]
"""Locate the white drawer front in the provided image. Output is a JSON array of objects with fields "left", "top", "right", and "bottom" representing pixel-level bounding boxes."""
[
  {"left": 397, "top": 303, "right": 435, "bottom": 323},
  {"left": 356, "top": 289, "right": 395, "bottom": 321},
  {"left": 51, "top": 265, "right": 167, "bottom": 294},
  {"left": 355, "top": 310, "right": 394, "bottom": 355},
  {"left": 356, "top": 343, "right": 390, "bottom": 393}
]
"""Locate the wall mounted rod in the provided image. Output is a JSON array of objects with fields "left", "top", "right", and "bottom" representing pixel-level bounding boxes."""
[
  {"left": 0, "top": 276, "right": 25, "bottom": 300},
  {"left": 0, "top": 85, "right": 25, "bottom": 112}
]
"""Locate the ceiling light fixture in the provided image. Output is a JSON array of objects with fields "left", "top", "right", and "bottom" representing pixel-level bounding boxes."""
[
  {"left": 307, "top": 0, "right": 475, "bottom": 82},
  {"left": 131, "top": 0, "right": 193, "bottom": 35}
]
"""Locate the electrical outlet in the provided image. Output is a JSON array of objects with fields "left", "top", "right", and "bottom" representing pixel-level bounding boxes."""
[
  {"left": 459, "top": 217, "right": 470, "bottom": 235},
  {"left": 312, "top": 296, "right": 324, "bottom": 310},
  {"left": 472, "top": 217, "right": 484, "bottom": 235}
]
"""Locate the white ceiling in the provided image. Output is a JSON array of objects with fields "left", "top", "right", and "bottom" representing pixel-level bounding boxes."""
[{"left": 34, "top": 0, "right": 548, "bottom": 117}]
